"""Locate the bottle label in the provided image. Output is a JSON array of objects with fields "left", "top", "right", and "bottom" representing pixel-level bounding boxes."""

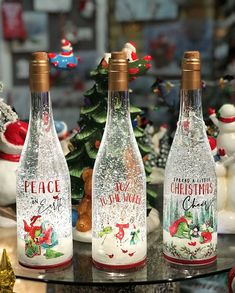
[
  {"left": 163, "top": 176, "right": 217, "bottom": 264},
  {"left": 92, "top": 180, "right": 146, "bottom": 266},
  {"left": 17, "top": 178, "right": 73, "bottom": 267}
]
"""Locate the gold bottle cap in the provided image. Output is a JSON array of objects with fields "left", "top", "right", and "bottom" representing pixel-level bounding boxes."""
[
  {"left": 108, "top": 51, "right": 128, "bottom": 91},
  {"left": 29, "top": 51, "right": 50, "bottom": 92},
  {"left": 182, "top": 51, "right": 201, "bottom": 90}
]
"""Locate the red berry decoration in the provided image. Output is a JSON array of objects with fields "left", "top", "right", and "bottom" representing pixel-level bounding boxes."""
[{"left": 95, "top": 140, "right": 101, "bottom": 149}]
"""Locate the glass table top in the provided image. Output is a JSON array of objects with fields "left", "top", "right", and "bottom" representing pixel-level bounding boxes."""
[{"left": 1, "top": 227, "right": 235, "bottom": 285}]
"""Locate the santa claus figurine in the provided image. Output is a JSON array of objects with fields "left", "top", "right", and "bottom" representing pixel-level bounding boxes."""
[
  {"left": 48, "top": 38, "right": 80, "bottom": 69},
  {"left": 100, "top": 42, "right": 151, "bottom": 78},
  {"left": 0, "top": 119, "right": 28, "bottom": 226},
  {"left": 122, "top": 42, "right": 138, "bottom": 62}
]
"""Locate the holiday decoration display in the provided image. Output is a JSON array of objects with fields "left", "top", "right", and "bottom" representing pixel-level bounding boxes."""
[
  {"left": 0, "top": 99, "right": 28, "bottom": 227},
  {"left": 208, "top": 104, "right": 235, "bottom": 234},
  {"left": 163, "top": 52, "right": 217, "bottom": 265},
  {"left": 66, "top": 42, "right": 159, "bottom": 242},
  {"left": 92, "top": 51, "right": 146, "bottom": 270},
  {"left": 48, "top": 39, "right": 80, "bottom": 70},
  {"left": 16, "top": 52, "right": 73, "bottom": 268},
  {"left": 0, "top": 249, "right": 15, "bottom": 292},
  {"left": 1, "top": 0, "right": 26, "bottom": 41}
]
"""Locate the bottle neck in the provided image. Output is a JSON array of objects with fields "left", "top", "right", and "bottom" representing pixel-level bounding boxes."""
[
  {"left": 179, "top": 89, "right": 202, "bottom": 120},
  {"left": 107, "top": 90, "right": 130, "bottom": 121},
  {"left": 30, "top": 91, "right": 53, "bottom": 131}
]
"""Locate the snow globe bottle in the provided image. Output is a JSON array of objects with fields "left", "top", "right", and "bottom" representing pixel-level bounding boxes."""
[
  {"left": 92, "top": 52, "right": 147, "bottom": 270},
  {"left": 163, "top": 51, "right": 217, "bottom": 265},
  {"left": 16, "top": 52, "right": 73, "bottom": 269}
]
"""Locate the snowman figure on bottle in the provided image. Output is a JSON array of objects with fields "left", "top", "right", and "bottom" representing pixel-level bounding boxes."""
[{"left": 209, "top": 104, "right": 235, "bottom": 233}]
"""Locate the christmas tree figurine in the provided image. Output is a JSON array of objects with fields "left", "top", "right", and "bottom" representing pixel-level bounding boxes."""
[
  {"left": 48, "top": 39, "right": 80, "bottom": 69},
  {"left": 0, "top": 249, "right": 15, "bottom": 292},
  {"left": 66, "top": 42, "right": 159, "bottom": 242}
]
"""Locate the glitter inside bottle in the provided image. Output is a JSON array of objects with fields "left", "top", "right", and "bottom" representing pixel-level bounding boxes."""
[
  {"left": 163, "top": 51, "right": 217, "bottom": 265},
  {"left": 92, "top": 52, "right": 147, "bottom": 270},
  {"left": 16, "top": 52, "right": 73, "bottom": 269}
]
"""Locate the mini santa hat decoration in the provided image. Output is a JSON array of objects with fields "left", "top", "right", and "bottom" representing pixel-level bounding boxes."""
[
  {"left": 123, "top": 42, "right": 136, "bottom": 53},
  {"left": 208, "top": 136, "right": 217, "bottom": 156},
  {"left": 122, "top": 42, "right": 138, "bottom": 62},
  {"left": 61, "top": 39, "right": 71, "bottom": 47},
  {"left": 0, "top": 120, "right": 28, "bottom": 155}
]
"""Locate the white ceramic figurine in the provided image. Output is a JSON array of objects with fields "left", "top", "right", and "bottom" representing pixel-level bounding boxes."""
[{"left": 209, "top": 104, "right": 235, "bottom": 233}]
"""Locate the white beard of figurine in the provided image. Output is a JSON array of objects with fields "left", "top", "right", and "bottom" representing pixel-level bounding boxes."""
[{"left": 209, "top": 104, "right": 235, "bottom": 233}]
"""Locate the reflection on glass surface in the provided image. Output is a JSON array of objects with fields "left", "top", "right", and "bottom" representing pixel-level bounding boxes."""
[{"left": 0, "top": 227, "right": 234, "bottom": 285}]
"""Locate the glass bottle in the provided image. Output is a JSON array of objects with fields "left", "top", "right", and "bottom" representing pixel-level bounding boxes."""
[
  {"left": 16, "top": 52, "right": 73, "bottom": 269},
  {"left": 92, "top": 52, "right": 146, "bottom": 270},
  {"left": 163, "top": 51, "right": 217, "bottom": 265}
]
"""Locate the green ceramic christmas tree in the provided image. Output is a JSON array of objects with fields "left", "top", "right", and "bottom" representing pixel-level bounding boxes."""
[{"left": 66, "top": 42, "right": 157, "bottom": 206}]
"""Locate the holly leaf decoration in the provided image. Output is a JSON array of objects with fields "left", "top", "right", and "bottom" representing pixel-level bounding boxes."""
[
  {"left": 68, "top": 160, "right": 90, "bottom": 178},
  {"left": 66, "top": 147, "right": 84, "bottom": 161},
  {"left": 138, "top": 142, "right": 152, "bottom": 154},
  {"left": 133, "top": 126, "right": 144, "bottom": 137},
  {"left": 80, "top": 102, "right": 101, "bottom": 115},
  {"left": 85, "top": 140, "right": 98, "bottom": 159},
  {"left": 76, "top": 125, "right": 98, "bottom": 140},
  {"left": 130, "top": 105, "right": 142, "bottom": 114},
  {"left": 91, "top": 105, "right": 107, "bottom": 124}
]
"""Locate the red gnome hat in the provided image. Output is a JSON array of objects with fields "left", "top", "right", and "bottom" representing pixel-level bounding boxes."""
[
  {"left": 61, "top": 38, "right": 72, "bottom": 52},
  {"left": 0, "top": 121, "right": 28, "bottom": 155}
]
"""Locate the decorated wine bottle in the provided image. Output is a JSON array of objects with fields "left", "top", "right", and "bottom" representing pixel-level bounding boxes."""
[
  {"left": 92, "top": 52, "right": 147, "bottom": 270},
  {"left": 163, "top": 51, "right": 217, "bottom": 265},
  {"left": 16, "top": 52, "right": 73, "bottom": 269}
]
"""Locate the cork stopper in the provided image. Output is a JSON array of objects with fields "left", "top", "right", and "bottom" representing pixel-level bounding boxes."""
[
  {"left": 108, "top": 51, "right": 128, "bottom": 91},
  {"left": 182, "top": 51, "right": 201, "bottom": 90},
  {"left": 29, "top": 51, "right": 50, "bottom": 92}
]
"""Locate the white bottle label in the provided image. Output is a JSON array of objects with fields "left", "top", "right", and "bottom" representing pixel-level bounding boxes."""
[
  {"left": 17, "top": 178, "right": 73, "bottom": 267},
  {"left": 163, "top": 176, "right": 217, "bottom": 264},
  {"left": 92, "top": 180, "right": 146, "bottom": 267}
]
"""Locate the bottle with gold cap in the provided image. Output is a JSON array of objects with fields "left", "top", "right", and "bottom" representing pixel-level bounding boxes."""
[
  {"left": 16, "top": 52, "right": 73, "bottom": 269},
  {"left": 92, "top": 52, "right": 146, "bottom": 270},
  {"left": 163, "top": 51, "right": 217, "bottom": 265}
]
